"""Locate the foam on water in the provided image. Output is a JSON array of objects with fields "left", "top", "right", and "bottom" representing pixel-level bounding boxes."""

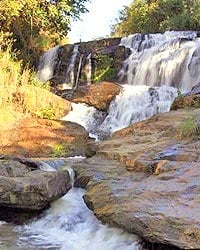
[
  {"left": 0, "top": 221, "right": 6, "bottom": 226},
  {"left": 38, "top": 45, "right": 60, "bottom": 82},
  {"left": 98, "top": 85, "right": 177, "bottom": 134},
  {"left": 16, "top": 188, "right": 141, "bottom": 250},
  {"left": 119, "top": 31, "right": 200, "bottom": 92},
  {"left": 61, "top": 102, "right": 106, "bottom": 140},
  {"left": 63, "top": 85, "right": 177, "bottom": 138}
]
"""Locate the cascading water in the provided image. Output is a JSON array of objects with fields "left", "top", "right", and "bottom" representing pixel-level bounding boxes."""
[
  {"left": 85, "top": 53, "right": 92, "bottom": 85},
  {"left": 61, "top": 102, "right": 107, "bottom": 140},
  {"left": 62, "top": 85, "right": 177, "bottom": 139},
  {"left": 19, "top": 31, "right": 200, "bottom": 249},
  {"left": 38, "top": 45, "right": 60, "bottom": 82},
  {"left": 119, "top": 31, "right": 200, "bottom": 92},
  {"left": 16, "top": 161, "right": 141, "bottom": 250},
  {"left": 98, "top": 85, "right": 177, "bottom": 135},
  {"left": 63, "top": 45, "right": 80, "bottom": 90}
]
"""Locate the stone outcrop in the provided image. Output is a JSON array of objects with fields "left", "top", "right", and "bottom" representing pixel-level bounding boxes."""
[
  {"left": 0, "top": 159, "right": 71, "bottom": 211},
  {"left": 73, "top": 108, "right": 200, "bottom": 249},
  {"left": 39, "top": 37, "right": 130, "bottom": 89},
  {"left": 171, "top": 82, "right": 200, "bottom": 110},
  {"left": 0, "top": 117, "right": 94, "bottom": 158},
  {"left": 71, "top": 81, "right": 122, "bottom": 111}
]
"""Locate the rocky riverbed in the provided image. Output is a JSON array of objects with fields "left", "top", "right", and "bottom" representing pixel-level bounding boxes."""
[{"left": 0, "top": 82, "right": 200, "bottom": 249}]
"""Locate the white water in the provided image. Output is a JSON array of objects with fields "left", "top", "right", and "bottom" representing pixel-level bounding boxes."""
[
  {"left": 62, "top": 85, "right": 177, "bottom": 138},
  {"left": 62, "top": 103, "right": 98, "bottom": 130},
  {"left": 17, "top": 188, "right": 141, "bottom": 250},
  {"left": 0, "top": 221, "right": 6, "bottom": 226},
  {"left": 63, "top": 45, "right": 79, "bottom": 90},
  {"left": 38, "top": 45, "right": 60, "bottom": 82},
  {"left": 98, "top": 85, "right": 177, "bottom": 134},
  {"left": 62, "top": 102, "right": 106, "bottom": 140},
  {"left": 16, "top": 163, "right": 141, "bottom": 250},
  {"left": 119, "top": 31, "right": 200, "bottom": 92},
  {"left": 86, "top": 53, "right": 92, "bottom": 84}
]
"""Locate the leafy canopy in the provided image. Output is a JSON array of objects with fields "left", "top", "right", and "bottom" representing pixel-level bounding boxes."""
[
  {"left": 112, "top": 0, "right": 200, "bottom": 36},
  {"left": 0, "top": 0, "right": 89, "bottom": 65}
]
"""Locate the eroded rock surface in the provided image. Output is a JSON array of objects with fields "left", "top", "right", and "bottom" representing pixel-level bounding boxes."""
[
  {"left": 0, "top": 117, "right": 93, "bottom": 158},
  {"left": 71, "top": 81, "right": 122, "bottom": 111},
  {"left": 74, "top": 108, "right": 200, "bottom": 249},
  {"left": 171, "top": 82, "right": 200, "bottom": 110},
  {"left": 0, "top": 159, "right": 71, "bottom": 211}
]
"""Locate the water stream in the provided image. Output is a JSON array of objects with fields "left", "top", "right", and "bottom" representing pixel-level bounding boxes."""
[
  {"left": 62, "top": 84, "right": 177, "bottom": 139},
  {"left": 119, "top": 31, "right": 200, "bottom": 91},
  {"left": 14, "top": 164, "right": 141, "bottom": 250},
  {"left": 3, "top": 31, "right": 200, "bottom": 249}
]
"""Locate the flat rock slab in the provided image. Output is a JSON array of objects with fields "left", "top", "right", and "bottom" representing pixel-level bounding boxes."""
[
  {"left": 74, "top": 108, "right": 200, "bottom": 249},
  {"left": 0, "top": 117, "right": 93, "bottom": 158}
]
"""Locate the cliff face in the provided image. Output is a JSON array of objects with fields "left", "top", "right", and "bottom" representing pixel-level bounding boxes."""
[{"left": 38, "top": 37, "right": 130, "bottom": 89}]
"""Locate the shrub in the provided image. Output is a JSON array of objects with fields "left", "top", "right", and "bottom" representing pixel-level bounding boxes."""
[{"left": 178, "top": 116, "right": 199, "bottom": 138}]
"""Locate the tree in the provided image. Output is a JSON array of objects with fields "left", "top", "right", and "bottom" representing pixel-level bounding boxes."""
[
  {"left": 0, "top": 0, "right": 89, "bottom": 65},
  {"left": 112, "top": 0, "right": 200, "bottom": 36}
]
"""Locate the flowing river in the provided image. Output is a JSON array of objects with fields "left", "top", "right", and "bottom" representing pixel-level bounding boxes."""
[
  {"left": 2, "top": 30, "right": 200, "bottom": 249},
  {"left": 0, "top": 162, "right": 141, "bottom": 250}
]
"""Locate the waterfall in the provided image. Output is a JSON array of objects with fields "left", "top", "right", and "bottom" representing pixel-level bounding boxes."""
[
  {"left": 16, "top": 160, "right": 141, "bottom": 250},
  {"left": 63, "top": 45, "right": 80, "bottom": 90},
  {"left": 119, "top": 31, "right": 200, "bottom": 92},
  {"left": 62, "top": 102, "right": 106, "bottom": 140},
  {"left": 98, "top": 85, "right": 177, "bottom": 135},
  {"left": 86, "top": 53, "right": 92, "bottom": 84},
  {"left": 62, "top": 85, "right": 177, "bottom": 139},
  {"left": 38, "top": 45, "right": 60, "bottom": 82}
]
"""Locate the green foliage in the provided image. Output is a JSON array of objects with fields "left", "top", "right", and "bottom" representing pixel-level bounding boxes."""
[
  {"left": 50, "top": 143, "right": 67, "bottom": 157},
  {"left": 112, "top": 0, "right": 200, "bottom": 36},
  {"left": 34, "top": 107, "right": 55, "bottom": 119},
  {"left": 179, "top": 116, "right": 197, "bottom": 138},
  {"left": 50, "top": 142, "right": 75, "bottom": 157},
  {"left": 0, "top": 48, "right": 66, "bottom": 122},
  {"left": 92, "top": 54, "right": 117, "bottom": 83},
  {"left": 0, "top": 0, "right": 89, "bottom": 65}
]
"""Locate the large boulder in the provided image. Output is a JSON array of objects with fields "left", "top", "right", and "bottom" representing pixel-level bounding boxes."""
[
  {"left": 0, "top": 159, "right": 71, "bottom": 211},
  {"left": 73, "top": 108, "right": 200, "bottom": 249},
  {"left": 0, "top": 117, "right": 94, "bottom": 158},
  {"left": 71, "top": 81, "right": 122, "bottom": 111}
]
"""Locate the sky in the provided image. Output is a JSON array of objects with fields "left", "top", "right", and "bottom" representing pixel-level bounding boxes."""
[{"left": 68, "top": 0, "right": 133, "bottom": 43}]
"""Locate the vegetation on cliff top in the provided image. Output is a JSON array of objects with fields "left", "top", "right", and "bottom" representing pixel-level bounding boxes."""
[
  {"left": 112, "top": 0, "right": 200, "bottom": 36},
  {"left": 0, "top": 0, "right": 89, "bottom": 123},
  {"left": 0, "top": 0, "right": 89, "bottom": 65}
]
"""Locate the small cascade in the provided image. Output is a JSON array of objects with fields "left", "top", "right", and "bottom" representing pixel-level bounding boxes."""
[
  {"left": 85, "top": 53, "right": 92, "bottom": 84},
  {"left": 38, "top": 45, "right": 60, "bottom": 82},
  {"left": 16, "top": 159, "right": 141, "bottom": 250},
  {"left": 119, "top": 31, "right": 200, "bottom": 92},
  {"left": 63, "top": 45, "right": 80, "bottom": 90},
  {"left": 62, "top": 103, "right": 107, "bottom": 140},
  {"left": 63, "top": 85, "right": 177, "bottom": 139},
  {"left": 98, "top": 85, "right": 177, "bottom": 135}
]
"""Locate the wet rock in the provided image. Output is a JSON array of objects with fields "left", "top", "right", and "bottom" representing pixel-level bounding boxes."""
[
  {"left": 73, "top": 108, "right": 200, "bottom": 249},
  {"left": 40, "top": 37, "right": 131, "bottom": 89},
  {"left": 0, "top": 159, "right": 71, "bottom": 211},
  {"left": 171, "top": 83, "right": 200, "bottom": 110},
  {"left": 71, "top": 81, "right": 122, "bottom": 111}
]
